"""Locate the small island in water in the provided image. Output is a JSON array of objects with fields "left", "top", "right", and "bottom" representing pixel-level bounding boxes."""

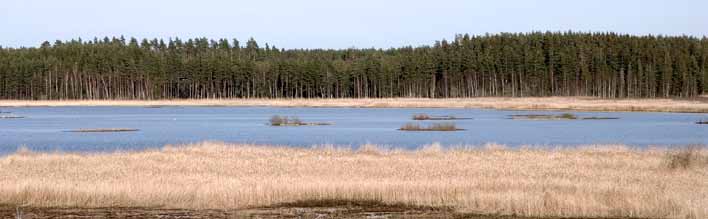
[
  {"left": 269, "top": 115, "right": 333, "bottom": 126},
  {"left": 398, "top": 122, "right": 465, "bottom": 131}
]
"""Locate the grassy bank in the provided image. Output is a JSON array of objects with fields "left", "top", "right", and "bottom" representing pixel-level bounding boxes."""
[
  {"left": 1, "top": 142, "right": 706, "bottom": 218},
  {"left": 1, "top": 97, "right": 708, "bottom": 112}
]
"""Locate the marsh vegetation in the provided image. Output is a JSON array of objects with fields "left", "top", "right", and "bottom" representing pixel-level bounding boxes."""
[
  {"left": 398, "top": 122, "right": 464, "bottom": 131},
  {"left": 509, "top": 113, "right": 578, "bottom": 120},
  {"left": 269, "top": 115, "right": 332, "bottom": 126},
  {"left": 510, "top": 113, "right": 622, "bottom": 121},
  {"left": 581, "top": 116, "right": 620, "bottom": 120},
  {"left": 1, "top": 142, "right": 705, "bottom": 219},
  {"left": 665, "top": 145, "right": 708, "bottom": 170},
  {"left": 411, "top": 113, "right": 472, "bottom": 120}
]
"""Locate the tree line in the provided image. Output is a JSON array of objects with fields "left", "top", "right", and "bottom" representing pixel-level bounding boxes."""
[{"left": 0, "top": 32, "right": 706, "bottom": 100}]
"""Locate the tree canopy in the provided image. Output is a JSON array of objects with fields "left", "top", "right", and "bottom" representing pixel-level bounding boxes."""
[{"left": 0, "top": 32, "right": 705, "bottom": 99}]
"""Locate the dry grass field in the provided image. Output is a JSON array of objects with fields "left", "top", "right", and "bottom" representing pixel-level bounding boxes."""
[
  {"left": 1, "top": 96, "right": 708, "bottom": 112},
  {"left": 1, "top": 142, "right": 707, "bottom": 218}
]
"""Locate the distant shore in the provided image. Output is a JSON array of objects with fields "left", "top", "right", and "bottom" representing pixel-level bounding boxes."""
[
  {"left": 1, "top": 96, "right": 708, "bottom": 113},
  {"left": 1, "top": 142, "right": 706, "bottom": 218}
]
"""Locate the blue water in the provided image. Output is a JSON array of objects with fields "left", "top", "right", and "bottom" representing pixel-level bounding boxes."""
[{"left": 0, "top": 106, "right": 706, "bottom": 154}]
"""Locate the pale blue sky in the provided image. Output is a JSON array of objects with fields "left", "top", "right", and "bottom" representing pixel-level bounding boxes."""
[{"left": 1, "top": 0, "right": 706, "bottom": 49}]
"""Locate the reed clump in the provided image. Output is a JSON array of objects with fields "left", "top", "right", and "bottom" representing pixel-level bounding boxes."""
[
  {"left": 509, "top": 113, "right": 578, "bottom": 120},
  {"left": 666, "top": 145, "right": 708, "bottom": 170},
  {"left": 412, "top": 113, "right": 432, "bottom": 120},
  {"left": 511, "top": 113, "right": 624, "bottom": 120},
  {"left": 269, "top": 115, "right": 331, "bottom": 126},
  {"left": 0, "top": 142, "right": 706, "bottom": 219},
  {"left": 582, "top": 116, "right": 620, "bottom": 120},
  {"left": 412, "top": 113, "right": 471, "bottom": 120},
  {"left": 398, "top": 122, "right": 463, "bottom": 131},
  {"left": 559, "top": 113, "right": 578, "bottom": 119}
]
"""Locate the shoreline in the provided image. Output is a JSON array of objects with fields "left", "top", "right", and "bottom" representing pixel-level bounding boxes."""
[
  {"left": 1, "top": 97, "right": 708, "bottom": 113},
  {"left": 2, "top": 201, "right": 458, "bottom": 219},
  {"left": 1, "top": 142, "right": 705, "bottom": 219},
  {"left": 0, "top": 204, "right": 642, "bottom": 219}
]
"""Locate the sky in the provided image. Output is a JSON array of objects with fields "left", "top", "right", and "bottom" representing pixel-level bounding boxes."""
[{"left": 1, "top": 0, "right": 707, "bottom": 49}]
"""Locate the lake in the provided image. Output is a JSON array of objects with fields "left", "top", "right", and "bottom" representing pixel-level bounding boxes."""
[{"left": 0, "top": 106, "right": 706, "bottom": 154}]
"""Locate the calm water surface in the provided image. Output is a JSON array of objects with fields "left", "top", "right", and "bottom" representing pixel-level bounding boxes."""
[{"left": 1, "top": 106, "right": 706, "bottom": 154}]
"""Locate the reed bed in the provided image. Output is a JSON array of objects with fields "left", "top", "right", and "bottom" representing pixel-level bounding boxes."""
[
  {"left": 1, "top": 142, "right": 706, "bottom": 218},
  {"left": 1, "top": 97, "right": 708, "bottom": 112}
]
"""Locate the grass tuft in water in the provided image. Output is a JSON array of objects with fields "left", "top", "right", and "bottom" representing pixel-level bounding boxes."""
[
  {"left": 412, "top": 114, "right": 432, "bottom": 120},
  {"left": 558, "top": 113, "right": 578, "bottom": 119},
  {"left": 581, "top": 117, "right": 620, "bottom": 120},
  {"left": 269, "top": 115, "right": 332, "bottom": 126},
  {"left": 411, "top": 113, "right": 470, "bottom": 120},
  {"left": 398, "top": 122, "right": 464, "bottom": 131},
  {"left": 509, "top": 113, "right": 578, "bottom": 120}
]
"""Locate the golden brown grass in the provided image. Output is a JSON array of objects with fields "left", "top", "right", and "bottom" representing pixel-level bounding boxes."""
[
  {"left": 1, "top": 142, "right": 706, "bottom": 218},
  {"left": 1, "top": 97, "right": 708, "bottom": 112},
  {"left": 665, "top": 146, "right": 708, "bottom": 170}
]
